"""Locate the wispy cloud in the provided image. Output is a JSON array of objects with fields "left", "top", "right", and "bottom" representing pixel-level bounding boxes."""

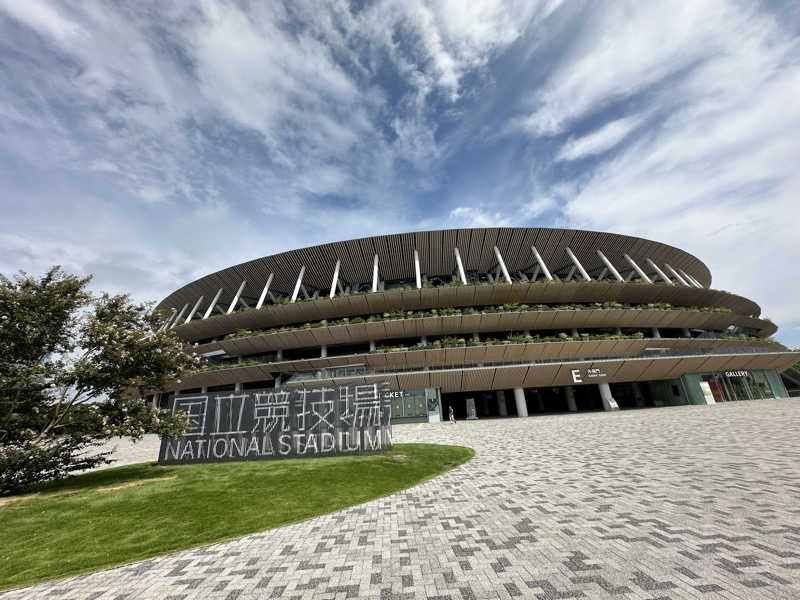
[{"left": 556, "top": 115, "right": 645, "bottom": 162}]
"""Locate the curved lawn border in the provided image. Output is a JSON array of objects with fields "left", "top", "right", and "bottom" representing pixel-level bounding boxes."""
[{"left": 0, "top": 443, "right": 473, "bottom": 591}]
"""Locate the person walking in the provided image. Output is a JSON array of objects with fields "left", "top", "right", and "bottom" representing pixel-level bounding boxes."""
[{"left": 449, "top": 405, "right": 456, "bottom": 425}]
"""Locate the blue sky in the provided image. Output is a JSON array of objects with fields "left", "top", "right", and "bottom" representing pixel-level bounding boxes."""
[{"left": 1, "top": 1, "right": 799, "bottom": 347}]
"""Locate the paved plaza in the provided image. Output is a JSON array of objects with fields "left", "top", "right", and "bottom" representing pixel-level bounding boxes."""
[{"left": 5, "top": 399, "right": 800, "bottom": 599}]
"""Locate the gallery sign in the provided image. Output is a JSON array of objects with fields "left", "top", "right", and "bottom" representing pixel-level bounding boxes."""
[
  {"left": 724, "top": 370, "right": 749, "bottom": 378},
  {"left": 158, "top": 383, "right": 392, "bottom": 465}
]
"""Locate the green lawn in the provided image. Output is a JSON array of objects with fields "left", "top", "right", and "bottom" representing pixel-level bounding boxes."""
[{"left": 0, "top": 443, "right": 473, "bottom": 591}]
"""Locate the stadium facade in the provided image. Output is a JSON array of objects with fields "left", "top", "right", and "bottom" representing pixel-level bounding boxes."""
[{"left": 150, "top": 228, "right": 797, "bottom": 422}]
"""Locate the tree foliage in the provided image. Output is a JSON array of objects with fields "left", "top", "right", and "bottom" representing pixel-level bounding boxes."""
[{"left": 0, "top": 266, "right": 195, "bottom": 494}]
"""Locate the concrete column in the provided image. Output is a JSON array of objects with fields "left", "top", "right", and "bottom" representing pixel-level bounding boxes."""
[
  {"left": 631, "top": 382, "right": 645, "bottom": 407},
  {"left": 234, "top": 382, "right": 242, "bottom": 392},
  {"left": 615, "top": 327, "right": 623, "bottom": 335},
  {"left": 651, "top": 327, "right": 661, "bottom": 339},
  {"left": 369, "top": 340, "right": 376, "bottom": 351},
  {"left": 276, "top": 349, "right": 283, "bottom": 361},
  {"left": 274, "top": 374, "right": 281, "bottom": 387},
  {"left": 472, "top": 332, "right": 480, "bottom": 342},
  {"left": 465, "top": 397, "right": 478, "bottom": 419},
  {"left": 421, "top": 336, "right": 427, "bottom": 345},
  {"left": 599, "top": 383, "right": 619, "bottom": 411},
  {"left": 565, "top": 386, "right": 578, "bottom": 412},
  {"left": 320, "top": 345, "right": 327, "bottom": 358},
  {"left": 571, "top": 328, "right": 579, "bottom": 338},
  {"left": 514, "top": 388, "right": 528, "bottom": 417},
  {"left": 496, "top": 390, "right": 508, "bottom": 417},
  {"left": 682, "top": 328, "right": 691, "bottom": 338}
]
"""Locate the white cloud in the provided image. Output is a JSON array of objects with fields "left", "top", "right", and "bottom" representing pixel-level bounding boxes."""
[
  {"left": 518, "top": 1, "right": 749, "bottom": 135},
  {"left": 448, "top": 206, "right": 512, "bottom": 228},
  {"left": 0, "top": 0, "right": 84, "bottom": 42},
  {"left": 556, "top": 115, "right": 645, "bottom": 162}
]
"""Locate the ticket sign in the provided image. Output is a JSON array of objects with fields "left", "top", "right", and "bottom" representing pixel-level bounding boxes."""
[{"left": 158, "top": 383, "right": 392, "bottom": 465}]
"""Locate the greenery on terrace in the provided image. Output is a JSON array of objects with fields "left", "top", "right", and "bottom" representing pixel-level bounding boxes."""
[
  {"left": 192, "top": 332, "right": 773, "bottom": 374},
  {"left": 216, "top": 301, "right": 734, "bottom": 343},
  {"left": 192, "top": 276, "right": 734, "bottom": 327},
  {"left": 0, "top": 443, "right": 473, "bottom": 590}
]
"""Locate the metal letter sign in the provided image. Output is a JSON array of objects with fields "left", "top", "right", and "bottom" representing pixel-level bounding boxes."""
[{"left": 158, "top": 383, "right": 393, "bottom": 465}]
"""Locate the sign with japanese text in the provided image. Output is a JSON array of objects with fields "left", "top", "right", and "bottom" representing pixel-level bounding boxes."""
[{"left": 158, "top": 383, "right": 392, "bottom": 465}]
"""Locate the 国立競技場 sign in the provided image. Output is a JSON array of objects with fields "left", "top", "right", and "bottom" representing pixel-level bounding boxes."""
[{"left": 158, "top": 383, "right": 392, "bottom": 465}]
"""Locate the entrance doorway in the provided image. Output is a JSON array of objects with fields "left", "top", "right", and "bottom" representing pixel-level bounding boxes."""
[{"left": 702, "top": 375, "right": 729, "bottom": 403}]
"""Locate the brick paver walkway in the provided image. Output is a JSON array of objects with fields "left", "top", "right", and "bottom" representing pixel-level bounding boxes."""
[{"left": 4, "top": 399, "right": 800, "bottom": 599}]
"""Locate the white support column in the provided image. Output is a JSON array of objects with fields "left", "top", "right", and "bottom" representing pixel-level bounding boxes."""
[
  {"left": 679, "top": 269, "right": 699, "bottom": 287},
  {"left": 565, "top": 247, "right": 591, "bottom": 281},
  {"left": 185, "top": 296, "right": 205, "bottom": 324},
  {"left": 624, "top": 254, "right": 652, "bottom": 283},
  {"left": 565, "top": 386, "right": 578, "bottom": 412},
  {"left": 414, "top": 249, "right": 422, "bottom": 289},
  {"left": 291, "top": 265, "right": 306, "bottom": 302},
  {"left": 227, "top": 280, "right": 247, "bottom": 314},
  {"left": 159, "top": 308, "right": 178, "bottom": 331},
  {"left": 597, "top": 267, "right": 608, "bottom": 281},
  {"left": 596, "top": 250, "right": 624, "bottom": 282},
  {"left": 496, "top": 390, "right": 508, "bottom": 417},
  {"left": 680, "top": 270, "right": 703, "bottom": 288},
  {"left": 571, "top": 328, "right": 580, "bottom": 338},
  {"left": 276, "top": 349, "right": 283, "bottom": 361},
  {"left": 369, "top": 340, "right": 376, "bottom": 351},
  {"left": 651, "top": 327, "right": 661, "bottom": 338},
  {"left": 531, "top": 264, "right": 541, "bottom": 281},
  {"left": 255, "top": 273, "right": 274, "bottom": 309},
  {"left": 371, "top": 254, "right": 379, "bottom": 293},
  {"left": 493, "top": 246, "right": 512, "bottom": 284},
  {"left": 682, "top": 328, "right": 692, "bottom": 338},
  {"left": 514, "top": 388, "right": 528, "bottom": 417},
  {"left": 329, "top": 259, "right": 341, "bottom": 299},
  {"left": 203, "top": 288, "right": 224, "bottom": 319},
  {"left": 453, "top": 247, "right": 467, "bottom": 285},
  {"left": 531, "top": 246, "right": 553, "bottom": 281},
  {"left": 320, "top": 345, "right": 327, "bottom": 358},
  {"left": 665, "top": 264, "right": 689, "bottom": 286},
  {"left": 599, "top": 382, "right": 619, "bottom": 411},
  {"left": 170, "top": 303, "right": 189, "bottom": 328},
  {"left": 646, "top": 259, "right": 673, "bottom": 284}
]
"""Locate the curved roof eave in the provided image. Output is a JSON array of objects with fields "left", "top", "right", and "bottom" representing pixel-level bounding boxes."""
[{"left": 155, "top": 227, "right": 713, "bottom": 314}]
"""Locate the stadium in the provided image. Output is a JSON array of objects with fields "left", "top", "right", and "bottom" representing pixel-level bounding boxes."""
[{"left": 150, "top": 228, "right": 797, "bottom": 423}]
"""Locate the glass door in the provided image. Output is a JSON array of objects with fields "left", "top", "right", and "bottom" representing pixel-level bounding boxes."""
[
  {"left": 726, "top": 374, "right": 754, "bottom": 401},
  {"left": 702, "top": 375, "right": 728, "bottom": 402}
]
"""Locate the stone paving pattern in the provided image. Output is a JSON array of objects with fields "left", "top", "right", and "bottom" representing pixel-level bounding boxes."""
[{"left": 5, "top": 398, "right": 800, "bottom": 599}]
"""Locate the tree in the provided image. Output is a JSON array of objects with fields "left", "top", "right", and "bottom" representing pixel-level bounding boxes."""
[{"left": 0, "top": 266, "right": 196, "bottom": 494}]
